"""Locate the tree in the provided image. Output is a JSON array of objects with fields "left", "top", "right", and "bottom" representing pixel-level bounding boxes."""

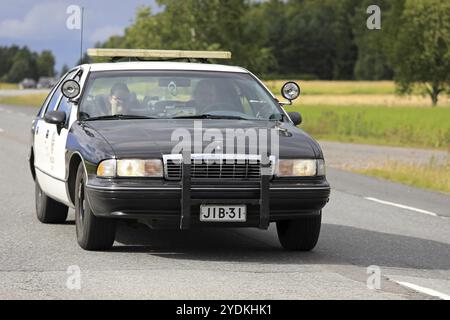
[
  {"left": 333, "top": 0, "right": 359, "bottom": 79},
  {"left": 60, "top": 64, "right": 70, "bottom": 77},
  {"left": 77, "top": 52, "right": 91, "bottom": 65},
  {"left": 276, "top": 0, "right": 338, "bottom": 79},
  {"left": 352, "top": 0, "right": 394, "bottom": 80},
  {"left": 7, "top": 47, "right": 38, "bottom": 82},
  {"left": 7, "top": 60, "right": 33, "bottom": 83},
  {"left": 99, "top": 1, "right": 275, "bottom": 75},
  {"left": 384, "top": 0, "right": 450, "bottom": 106},
  {"left": 37, "top": 50, "right": 55, "bottom": 77},
  {"left": 0, "top": 45, "right": 20, "bottom": 80},
  {"left": 0, "top": 46, "right": 58, "bottom": 82}
]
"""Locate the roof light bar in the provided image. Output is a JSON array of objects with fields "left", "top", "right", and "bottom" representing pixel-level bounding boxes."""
[{"left": 87, "top": 48, "right": 232, "bottom": 60}]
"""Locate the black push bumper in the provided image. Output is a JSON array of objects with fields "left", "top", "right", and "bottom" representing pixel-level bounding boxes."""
[{"left": 85, "top": 163, "right": 330, "bottom": 230}]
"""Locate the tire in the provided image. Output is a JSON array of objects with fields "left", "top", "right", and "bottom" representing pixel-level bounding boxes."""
[
  {"left": 276, "top": 211, "right": 322, "bottom": 251},
  {"left": 35, "top": 181, "right": 68, "bottom": 224},
  {"left": 75, "top": 163, "right": 116, "bottom": 250}
]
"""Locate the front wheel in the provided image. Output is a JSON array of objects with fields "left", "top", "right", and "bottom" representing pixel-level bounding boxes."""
[
  {"left": 75, "top": 163, "right": 116, "bottom": 251},
  {"left": 35, "top": 181, "right": 68, "bottom": 224},
  {"left": 276, "top": 211, "right": 322, "bottom": 251}
]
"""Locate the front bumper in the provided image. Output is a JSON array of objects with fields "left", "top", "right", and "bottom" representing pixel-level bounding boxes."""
[{"left": 85, "top": 173, "right": 331, "bottom": 229}]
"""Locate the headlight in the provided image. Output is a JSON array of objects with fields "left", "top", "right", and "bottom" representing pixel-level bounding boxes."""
[
  {"left": 277, "top": 159, "right": 325, "bottom": 177},
  {"left": 97, "top": 159, "right": 116, "bottom": 178},
  {"left": 317, "top": 159, "right": 326, "bottom": 176},
  {"left": 97, "top": 159, "right": 163, "bottom": 177},
  {"left": 117, "top": 159, "right": 163, "bottom": 177}
]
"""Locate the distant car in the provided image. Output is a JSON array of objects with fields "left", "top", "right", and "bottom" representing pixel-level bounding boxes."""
[
  {"left": 37, "top": 77, "right": 57, "bottom": 89},
  {"left": 19, "top": 78, "right": 36, "bottom": 89},
  {"left": 29, "top": 49, "right": 330, "bottom": 251}
]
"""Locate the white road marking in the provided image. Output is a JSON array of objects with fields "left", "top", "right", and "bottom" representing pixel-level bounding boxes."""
[
  {"left": 6, "top": 110, "right": 12, "bottom": 114},
  {"left": 365, "top": 197, "right": 438, "bottom": 217},
  {"left": 0, "top": 128, "right": 4, "bottom": 133},
  {"left": 395, "top": 281, "right": 450, "bottom": 300}
]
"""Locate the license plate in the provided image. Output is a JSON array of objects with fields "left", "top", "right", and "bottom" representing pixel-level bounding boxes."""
[{"left": 200, "top": 205, "right": 247, "bottom": 222}]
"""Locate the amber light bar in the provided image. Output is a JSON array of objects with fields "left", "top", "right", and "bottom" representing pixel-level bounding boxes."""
[{"left": 87, "top": 48, "right": 232, "bottom": 60}]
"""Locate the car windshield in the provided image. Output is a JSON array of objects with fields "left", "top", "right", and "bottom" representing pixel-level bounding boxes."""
[{"left": 79, "top": 71, "right": 284, "bottom": 121}]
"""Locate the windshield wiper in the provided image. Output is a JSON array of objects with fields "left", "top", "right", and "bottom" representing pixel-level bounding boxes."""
[
  {"left": 83, "top": 114, "right": 157, "bottom": 121},
  {"left": 171, "top": 114, "right": 250, "bottom": 120}
]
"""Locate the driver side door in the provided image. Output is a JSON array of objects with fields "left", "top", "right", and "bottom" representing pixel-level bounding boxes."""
[{"left": 34, "top": 69, "right": 78, "bottom": 204}]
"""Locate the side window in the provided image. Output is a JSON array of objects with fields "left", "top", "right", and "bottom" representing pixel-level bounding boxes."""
[
  {"left": 46, "top": 90, "right": 63, "bottom": 114},
  {"left": 43, "top": 69, "right": 78, "bottom": 116},
  {"left": 56, "top": 98, "right": 72, "bottom": 126},
  {"left": 38, "top": 87, "right": 58, "bottom": 117}
]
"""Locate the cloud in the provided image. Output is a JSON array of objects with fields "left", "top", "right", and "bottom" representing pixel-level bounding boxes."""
[
  {"left": 0, "top": 1, "right": 69, "bottom": 40},
  {"left": 89, "top": 26, "right": 124, "bottom": 43}
]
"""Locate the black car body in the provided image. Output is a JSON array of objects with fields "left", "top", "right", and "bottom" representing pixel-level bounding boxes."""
[{"left": 29, "top": 52, "right": 330, "bottom": 251}]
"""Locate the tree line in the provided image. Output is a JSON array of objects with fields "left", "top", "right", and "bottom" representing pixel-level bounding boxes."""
[
  {"left": 100, "top": 0, "right": 449, "bottom": 105},
  {"left": 1, "top": 0, "right": 447, "bottom": 105},
  {"left": 0, "top": 46, "right": 57, "bottom": 83}
]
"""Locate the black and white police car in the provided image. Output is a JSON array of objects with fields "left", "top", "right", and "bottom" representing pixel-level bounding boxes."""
[{"left": 29, "top": 49, "right": 330, "bottom": 251}]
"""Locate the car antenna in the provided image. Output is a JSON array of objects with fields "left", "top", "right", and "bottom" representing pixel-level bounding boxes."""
[{"left": 79, "top": 7, "right": 85, "bottom": 64}]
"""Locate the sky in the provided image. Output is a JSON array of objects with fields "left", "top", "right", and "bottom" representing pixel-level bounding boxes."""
[{"left": 0, "top": 0, "right": 159, "bottom": 72}]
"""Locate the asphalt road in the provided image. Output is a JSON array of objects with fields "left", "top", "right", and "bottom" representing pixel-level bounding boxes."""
[
  {"left": 0, "top": 103, "right": 449, "bottom": 300},
  {"left": 321, "top": 141, "right": 449, "bottom": 169}
]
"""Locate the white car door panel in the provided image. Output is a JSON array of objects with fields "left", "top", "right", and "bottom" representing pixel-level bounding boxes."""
[{"left": 34, "top": 68, "right": 80, "bottom": 205}]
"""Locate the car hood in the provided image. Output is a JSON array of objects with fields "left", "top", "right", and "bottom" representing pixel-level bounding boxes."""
[{"left": 85, "top": 119, "right": 322, "bottom": 159}]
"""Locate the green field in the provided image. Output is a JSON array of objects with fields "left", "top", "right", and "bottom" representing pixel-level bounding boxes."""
[{"left": 285, "top": 104, "right": 450, "bottom": 149}]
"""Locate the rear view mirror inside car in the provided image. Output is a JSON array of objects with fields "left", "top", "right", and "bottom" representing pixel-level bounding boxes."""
[{"left": 158, "top": 78, "right": 191, "bottom": 87}]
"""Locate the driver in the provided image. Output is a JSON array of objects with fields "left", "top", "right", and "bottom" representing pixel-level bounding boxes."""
[
  {"left": 109, "top": 82, "right": 132, "bottom": 115},
  {"left": 192, "top": 80, "right": 219, "bottom": 113}
]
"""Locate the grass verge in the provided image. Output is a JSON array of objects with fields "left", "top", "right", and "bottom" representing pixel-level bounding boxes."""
[
  {"left": 354, "top": 161, "right": 450, "bottom": 194},
  {"left": 285, "top": 104, "right": 450, "bottom": 149},
  {"left": 0, "top": 94, "right": 47, "bottom": 107}
]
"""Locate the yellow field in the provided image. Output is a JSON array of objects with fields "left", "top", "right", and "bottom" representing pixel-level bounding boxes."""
[
  {"left": 289, "top": 94, "right": 449, "bottom": 107},
  {"left": 0, "top": 82, "right": 18, "bottom": 90},
  {"left": 264, "top": 80, "right": 397, "bottom": 95},
  {"left": 0, "top": 94, "right": 47, "bottom": 107},
  {"left": 264, "top": 80, "right": 450, "bottom": 107}
]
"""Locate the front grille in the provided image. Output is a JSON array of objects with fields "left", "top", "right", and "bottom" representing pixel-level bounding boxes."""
[{"left": 164, "top": 155, "right": 271, "bottom": 180}]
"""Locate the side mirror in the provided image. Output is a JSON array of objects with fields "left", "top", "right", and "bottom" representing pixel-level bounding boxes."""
[
  {"left": 288, "top": 111, "right": 302, "bottom": 126},
  {"left": 61, "top": 79, "right": 80, "bottom": 99},
  {"left": 281, "top": 81, "right": 301, "bottom": 105},
  {"left": 44, "top": 110, "right": 66, "bottom": 126}
]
